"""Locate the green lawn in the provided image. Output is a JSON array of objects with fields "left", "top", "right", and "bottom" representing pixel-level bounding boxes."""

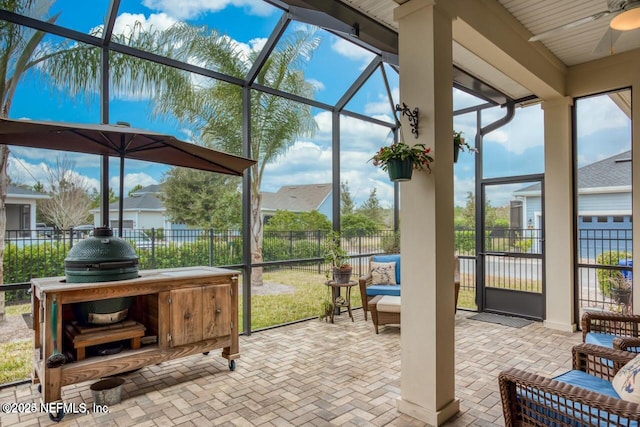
[
  {"left": 245, "top": 270, "right": 363, "bottom": 331},
  {"left": 0, "top": 338, "right": 31, "bottom": 384}
]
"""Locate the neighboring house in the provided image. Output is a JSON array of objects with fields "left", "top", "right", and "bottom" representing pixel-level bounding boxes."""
[
  {"left": 261, "top": 183, "right": 332, "bottom": 223},
  {"left": 6, "top": 184, "right": 49, "bottom": 237},
  {"left": 514, "top": 151, "right": 632, "bottom": 255},
  {"left": 91, "top": 183, "right": 333, "bottom": 230},
  {"left": 90, "top": 184, "right": 174, "bottom": 230}
]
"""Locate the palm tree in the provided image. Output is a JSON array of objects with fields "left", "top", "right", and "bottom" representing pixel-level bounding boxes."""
[
  {"left": 154, "top": 26, "right": 320, "bottom": 285},
  {"left": 0, "top": 0, "right": 192, "bottom": 320},
  {"left": 0, "top": 0, "right": 62, "bottom": 320}
]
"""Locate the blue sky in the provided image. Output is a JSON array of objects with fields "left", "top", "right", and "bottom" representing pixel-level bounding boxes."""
[{"left": 5, "top": 0, "right": 632, "bottom": 211}]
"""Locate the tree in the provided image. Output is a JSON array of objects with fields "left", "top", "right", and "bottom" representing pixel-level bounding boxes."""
[
  {"left": 162, "top": 168, "right": 242, "bottom": 230},
  {"left": 340, "top": 181, "right": 355, "bottom": 215},
  {"left": 358, "top": 188, "right": 384, "bottom": 225},
  {"left": 89, "top": 187, "right": 118, "bottom": 211},
  {"left": 128, "top": 184, "right": 144, "bottom": 197},
  {"left": 0, "top": 0, "right": 64, "bottom": 321},
  {"left": 0, "top": 2, "right": 192, "bottom": 319},
  {"left": 39, "top": 156, "right": 91, "bottom": 229},
  {"left": 264, "top": 210, "right": 331, "bottom": 232},
  {"left": 460, "top": 191, "right": 475, "bottom": 227},
  {"left": 341, "top": 212, "right": 380, "bottom": 239},
  {"left": 153, "top": 27, "right": 319, "bottom": 285}
]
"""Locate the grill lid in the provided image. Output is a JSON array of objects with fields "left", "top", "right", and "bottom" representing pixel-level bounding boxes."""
[{"left": 65, "top": 227, "right": 139, "bottom": 275}]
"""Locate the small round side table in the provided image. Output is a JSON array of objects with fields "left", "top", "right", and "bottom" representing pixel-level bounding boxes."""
[{"left": 324, "top": 280, "right": 358, "bottom": 323}]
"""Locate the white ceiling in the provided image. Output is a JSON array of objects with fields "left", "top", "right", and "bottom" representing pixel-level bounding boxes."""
[{"left": 338, "top": 0, "right": 640, "bottom": 101}]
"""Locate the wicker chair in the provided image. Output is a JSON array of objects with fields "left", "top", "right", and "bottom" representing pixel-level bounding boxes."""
[
  {"left": 359, "top": 255, "right": 460, "bottom": 321},
  {"left": 499, "top": 344, "right": 639, "bottom": 426},
  {"left": 582, "top": 311, "right": 640, "bottom": 353}
]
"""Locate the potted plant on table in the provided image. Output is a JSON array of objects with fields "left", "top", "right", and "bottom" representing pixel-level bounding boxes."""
[
  {"left": 370, "top": 141, "right": 434, "bottom": 182},
  {"left": 324, "top": 231, "right": 352, "bottom": 283},
  {"left": 453, "top": 130, "right": 478, "bottom": 163}
]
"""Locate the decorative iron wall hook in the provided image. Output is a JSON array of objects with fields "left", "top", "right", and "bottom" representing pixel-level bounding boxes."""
[{"left": 395, "top": 103, "right": 419, "bottom": 138}]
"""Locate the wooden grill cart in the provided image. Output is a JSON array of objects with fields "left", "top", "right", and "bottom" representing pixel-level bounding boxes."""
[{"left": 31, "top": 266, "right": 239, "bottom": 419}]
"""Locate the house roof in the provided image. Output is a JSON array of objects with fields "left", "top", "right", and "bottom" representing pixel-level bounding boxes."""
[
  {"left": 7, "top": 184, "right": 48, "bottom": 199},
  {"left": 90, "top": 185, "right": 165, "bottom": 212},
  {"left": 131, "top": 184, "right": 163, "bottom": 196},
  {"left": 515, "top": 150, "right": 631, "bottom": 194},
  {"left": 262, "top": 183, "right": 332, "bottom": 213}
]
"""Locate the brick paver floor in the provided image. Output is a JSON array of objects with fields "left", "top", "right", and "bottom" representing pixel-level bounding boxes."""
[{"left": 0, "top": 310, "right": 582, "bottom": 426}]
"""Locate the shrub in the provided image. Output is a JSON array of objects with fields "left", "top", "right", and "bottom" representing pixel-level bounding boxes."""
[
  {"left": 596, "top": 250, "right": 632, "bottom": 297},
  {"left": 381, "top": 232, "right": 400, "bottom": 253},
  {"left": 455, "top": 229, "right": 475, "bottom": 254}
]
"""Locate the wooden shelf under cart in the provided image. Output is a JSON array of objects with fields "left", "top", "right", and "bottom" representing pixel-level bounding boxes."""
[{"left": 31, "top": 266, "right": 240, "bottom": 410}]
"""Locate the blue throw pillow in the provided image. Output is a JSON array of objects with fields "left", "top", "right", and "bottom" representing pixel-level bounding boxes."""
[{"left": 372, "top": 254, "right": 401, "bottom": 284}]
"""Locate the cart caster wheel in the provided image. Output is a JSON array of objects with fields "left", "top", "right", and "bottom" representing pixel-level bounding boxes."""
[
  {"left": 203, "top": 351, "right": 210, "bottom": 355},
  {"left": 37, "top": 384, "right": 42, "bottom": 393},
  {"left": 49, "top": 409, "right": 65, "bottom": 422},
  {"left": 229, "top": 360, "right": 236, "bottom": 371}
]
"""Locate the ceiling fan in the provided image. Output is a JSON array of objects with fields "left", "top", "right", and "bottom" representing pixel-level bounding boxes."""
[{"left": 528, "top": 0, "right": 640, "bottom": 53}]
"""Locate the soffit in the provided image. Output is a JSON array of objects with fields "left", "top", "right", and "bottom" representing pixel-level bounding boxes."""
[{"left": 324, "top": 0, "right": 640, "bottom": 101}]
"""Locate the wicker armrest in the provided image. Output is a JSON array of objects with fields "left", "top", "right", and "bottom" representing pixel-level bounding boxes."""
[
  {"left": 358, "top": 273, "right": 372, "bottom": 295},
  {"left": 499, "top": 367, "right": 640, "bottom": 427},
  {"left": 613, "top": 336, "right": 640, "bottom": 353},
  {"left": 581, "top": 311, "right": 640, "bottom": 341},
  {"left": 572, "top": 343, "right": 636, "bottom": 380}
]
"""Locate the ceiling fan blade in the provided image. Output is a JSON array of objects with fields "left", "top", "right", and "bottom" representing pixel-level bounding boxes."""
[
  {"left": 592, "top": 27, "right": 623, "bottom": 54},
  {"left": 529, "top": 10, "right": 611, "bottom": 42}
]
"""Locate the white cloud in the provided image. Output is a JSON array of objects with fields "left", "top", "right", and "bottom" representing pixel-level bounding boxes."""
[
  {"left": 112, "top": 12, "right": 177, "bottom": 36},
  {"left": 577, "top": 94, "right": 630, "bottom": 138},
  {"left": 454, "top": 175, "right": 475, "bottom": 207},
  {"left": 142, "top": 0, "right": 274, "bottom": 20},
  {"left": 8, "top": 155, "right": 100, "bottom": 192},
  {"left": 331, "top": 38, "right": 375, "bottom": 67},
  {"left": 110, "top": 173, "right": 159, "bottom": 196},
  {"left": 306, "top": 78, "right": 325, "bottom": 91},
  {"left": 314, "top": 111, "right": 393, "bottom": 149},
  {"left": 482, "top": 105, "right": 543, "bottom": 155},
  {"left": 364, "top": 89, "right": 396, "bottom": 116}
]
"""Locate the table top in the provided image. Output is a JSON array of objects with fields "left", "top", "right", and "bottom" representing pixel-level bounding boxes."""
[{"left": 325, "top": 280, "right": 357, "bottom": 288}]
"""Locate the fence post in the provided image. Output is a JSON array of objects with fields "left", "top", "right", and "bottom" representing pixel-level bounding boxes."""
[
  {"left": 317, "top": 230, "right": 322, "bottom": 274},
  {"left": 209, "top": 229, "right": 214, "bottom": 267},
  {"left": 151, "top": 228, "right": 156, "bottom": 269},
  {"left": 69, "top": 227, "right": 74, "bottom": 249}
]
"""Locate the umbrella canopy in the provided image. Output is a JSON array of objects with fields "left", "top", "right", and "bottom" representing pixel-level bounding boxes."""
[
  {"left": 0, "top": 118, "right": 255, "bottom": 233},
  {"left": 0, "top": 118, "right": 254, "bottom": 175}
]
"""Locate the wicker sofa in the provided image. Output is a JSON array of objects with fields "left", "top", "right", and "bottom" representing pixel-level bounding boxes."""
[
  {"left": 582, "top": 311, "right": 640, "bottom": 353},
  {"left": 359, "top": 254, "right": 460, "bottom": 321},
  {"left": 499, "top": 343, "right": 640, "bottom": 426}
]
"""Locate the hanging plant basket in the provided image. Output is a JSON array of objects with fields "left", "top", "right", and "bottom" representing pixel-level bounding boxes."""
[
  {"left": 387, "top": 158, "right": 414, "bottom": 182},
  {"left": 454, "top": 144, "right": 460, "bottom": 163}
]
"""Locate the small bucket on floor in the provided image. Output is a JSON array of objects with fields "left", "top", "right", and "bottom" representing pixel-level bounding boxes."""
[{"left": 90, "top": 377, "right": 125, "bottom": 406}]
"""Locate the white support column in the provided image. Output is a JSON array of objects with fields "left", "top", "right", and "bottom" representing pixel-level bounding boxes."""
[
  {"left": 542, "top": 97, "right": 576, "bottom": 332},
  {"left": 394, "top": 1, "right": 458, "bottom": 425},
  {"left": 633, "top": 84, "right": 640, "bottom": 315}
]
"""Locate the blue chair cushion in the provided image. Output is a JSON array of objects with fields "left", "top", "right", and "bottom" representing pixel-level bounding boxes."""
[
  {"left": 516, "top": 370, "right": 637, "bottom": 426},
  {"left": 372, "top": 254, "right": 401, "bottom": 284},
  {"left": 553, "top": 370, "right": 620, "bottom": 399},
  {"left": 366, "top": 285, "right": 401, "bottom": 297},
  {"left": 585, "top": 332, "right": 616, "bottom": 349}
]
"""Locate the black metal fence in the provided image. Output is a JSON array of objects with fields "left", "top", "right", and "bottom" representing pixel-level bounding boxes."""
[
  {"left": 4, "top": 226, "right": 632, "bottom": 313},
  {"left": 2, "top": 228, "right": 397, "bottom": 302},
  {"left": 577, "top": 227, "right": 633, "bottom": 314}
]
